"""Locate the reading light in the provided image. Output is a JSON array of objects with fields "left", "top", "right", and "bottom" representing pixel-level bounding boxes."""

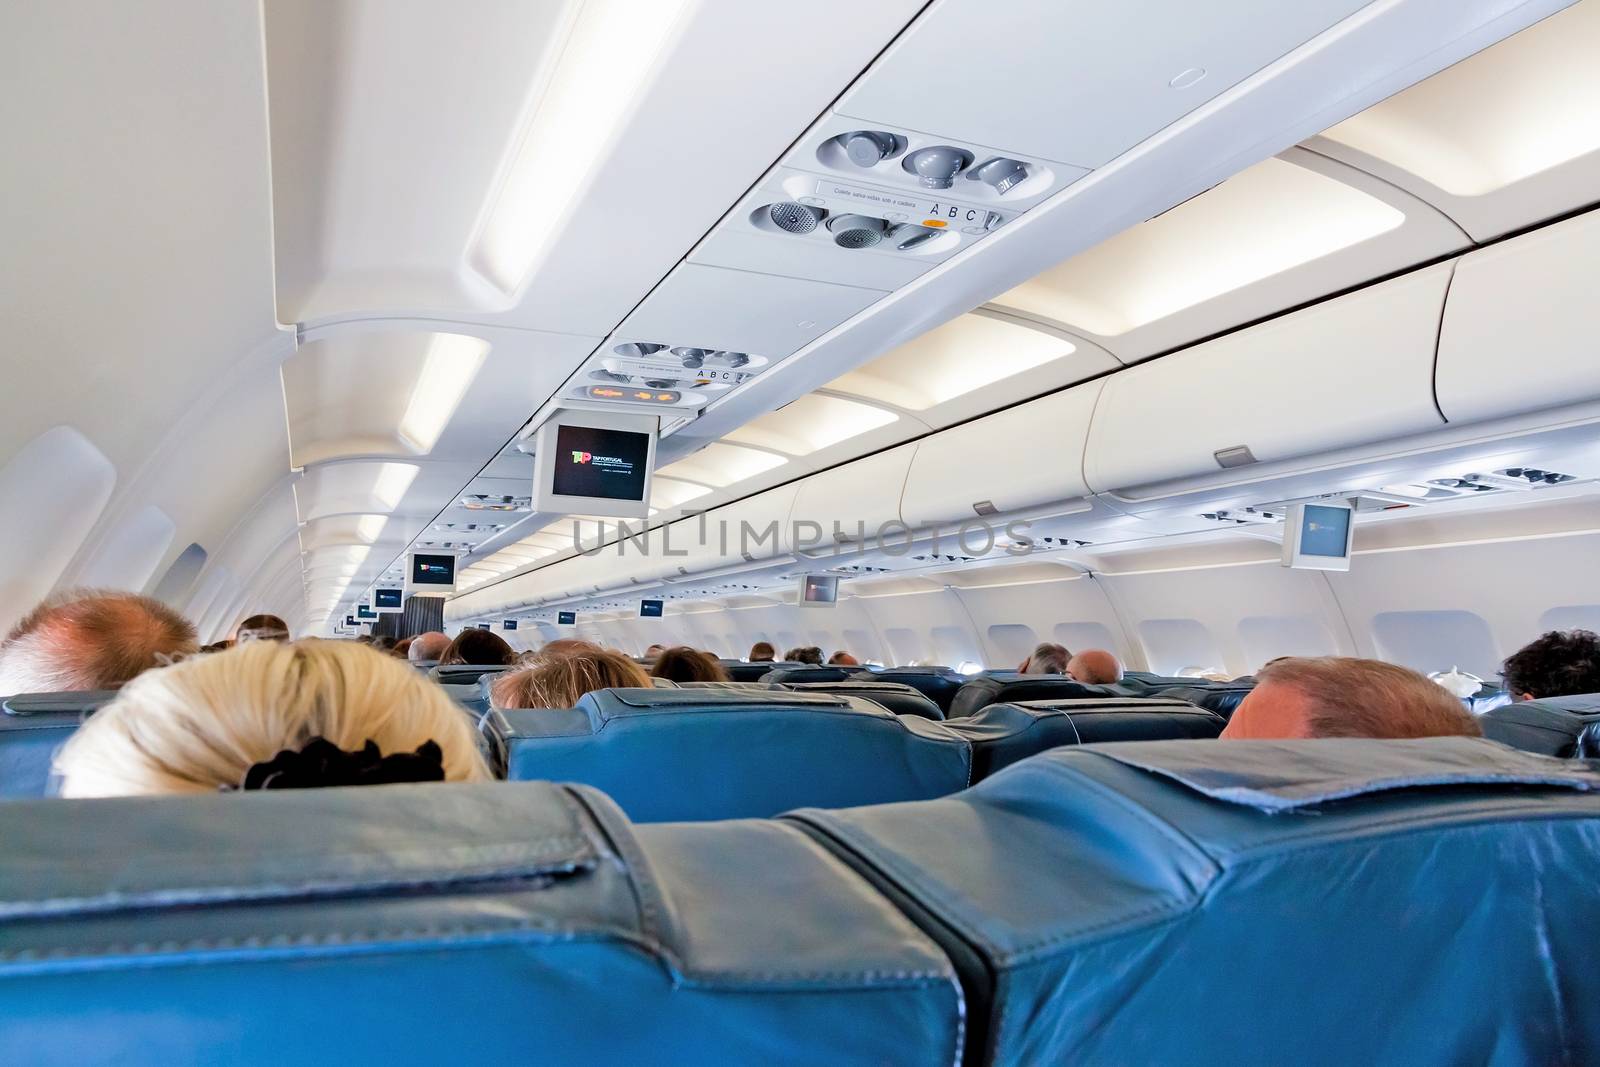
[
  {"left": 470, "top": 0, "right": 693, "bottom": 293},
  {"left": 398, "top": 334, "right": 490, "bottom": 454}
]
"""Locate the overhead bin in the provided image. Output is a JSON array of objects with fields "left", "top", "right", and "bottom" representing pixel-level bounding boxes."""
[
  {"left": 1435, "top": 210, "right": 1600, "bottom": 426},
  {"left": 785, "top": 445, "right": 916, "bottom": 554},
  {"left": 1084, "top": 263, "right": 1452, "bottom": 496},
  {"left": 901, "top": 383, "right": 1100, "bottom": 527}
]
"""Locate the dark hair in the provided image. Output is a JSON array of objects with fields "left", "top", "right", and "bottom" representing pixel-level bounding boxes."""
[
  {"left": 1023, "top": 642, "right": 1070, "bottom": 674},
  {"left": 785, "top": 646, "right": 823, "bottom": 666},
  {"left": 650, "top": 646, "right": 729, "bottom": 683},
  {"left": 438, "top": 628, "right": 516, "bottom": 666},
  {"left": 1500, "top": 629, "right": 1600, "bottom": 699},
  {"left": 827, "top": 651, "right": 859, "bottom": 666},
  {"left": 748, "top": 641, "right": 775, "bottom": 662},
  {"left": 237, "top": 614, "right": 289, "bottom": 642}
]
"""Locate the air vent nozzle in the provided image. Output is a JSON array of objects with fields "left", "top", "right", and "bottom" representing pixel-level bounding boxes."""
[
  {"left": 768, "top": 201, "right": 824, "bottom": 234},
  {"left": 827, "top": 213, "right": 887, "bottom": 249}
]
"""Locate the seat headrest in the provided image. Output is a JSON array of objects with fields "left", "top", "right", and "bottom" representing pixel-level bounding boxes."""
[
  {"left": 0, "top": 691, "right": 120, "bottom": 797},
  {"left": 779, "top": 681, "right": 944, "bottom": 721},
  {"left": 854, "top": 667, "right": 967, "bottom": 712},
  {"left": 948, "top": 674, "right": 1125, "bottom": 718},
  {"left": 0, "top": 781, "right": 961, "bottom": 1063},
  {"left": 1479, "top": 693, "right": 1600, "bottom": 757},
  {"left": 788, "top": 737, "right": 1600, "bottom": 1064},
  {"left": 1156, "top": 683, "right": 1254, "bottom": 720},
  {"left": 428, "top": 663, "right": 514, "bottom": 685},
  {"left": 944, "top": 697, "right": 1224, "bottom": 780},
  {"left": 487, "top": 687, "right": 970, "bottom": 820},
  {"left": 759, "top": 665, "right": 853, "bottom": 684},
  {"left": 1581, "top": 720, "right": 1600, "bottom": 759}
]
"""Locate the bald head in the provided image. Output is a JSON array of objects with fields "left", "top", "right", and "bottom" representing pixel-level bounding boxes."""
[
  {"left": 1222, "top": 656, "right": 1482, "bottom": 740},
  {"left": 1067, "top": 649, "right": 1123, "bottom": 685},
  {"left": 0, "top": 590, "right": 198, "bottom": 693},
  {"left": 407, "top": 631, "right": 450, "bottom": 663}
]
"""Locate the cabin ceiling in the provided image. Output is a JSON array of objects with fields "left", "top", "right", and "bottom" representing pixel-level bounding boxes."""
[{"left": 0, "top": 0, "right": 1589, "bottom": 637}]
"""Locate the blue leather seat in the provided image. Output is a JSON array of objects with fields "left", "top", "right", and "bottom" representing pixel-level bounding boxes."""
[
  {"left": 778, "top": 681, "right": 944, "bottom": 721},
  {"left": 487, "top": 688, "right": 971, "bottom": 820},
  {"left": 428, "top": 663, "right": 513, "bottom": 686},
  {"left": 1580, "top": 720, "right": 1600, "bottom": 759},
  {"left": 789, "top": 737, "right": 1600, "bottom": 1065},
  {"left": 1158, "top": 682, "right": 1254, "bottom": 720},
  {"left": 0, "top": 781, "right": 962, "bottom": 1065},
  {"left": 676, "top": 680, "right": 780, "bottom": 691},
  {"left": 948, "top": 674, "right": 1126, "bottom": 718},
  {"left": 759, "top": 665, "right": 853, "bottom": 683},
  {"left": 857, "top": 667, "right": 966, "bottom": 712},
  {"left": 0, "top": 691, "right": 117, "bottom": 797},
  {"left": 723, "top": 660, "right": 783, "bottom": 681},
  {"left": 942, "top": 697, "right": 1225, "bottom": 780},
  {"left": 1466, "top": 684, "right": 1514, "bottom": 716},
  {"left": 1478, "top": 693, "right": 1600, "bottom": 757}
]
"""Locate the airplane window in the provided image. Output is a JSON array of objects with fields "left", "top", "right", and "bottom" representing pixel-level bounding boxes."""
[
  {"left": 1136, "top": 619, "right": 1225, "bottom": 677},
  {"left": 986, "top": 624, "right": 1039, "bottom": 665},
  {"left": 1052, "top": 622, "right": 1121, "bottom": 658},
  {"left": 931, "top": 625, "right": 977, "bottom": 668},
  {"left": 150, "top": 542, "right": 210, "bottom": 610},
  {"left": 1536, "top": 606, "right": 1600, "bottom": 634},
  {"left": 0, "top": 427, "right": 118, "bottom": 633},
  {"left": 1371, "top": 610, "right": 1500, "bottom": 679}
]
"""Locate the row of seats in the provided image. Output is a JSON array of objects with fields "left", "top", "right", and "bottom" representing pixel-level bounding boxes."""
[{"left": 4, "top": 737, "right": 1595, "bottom": 1063}]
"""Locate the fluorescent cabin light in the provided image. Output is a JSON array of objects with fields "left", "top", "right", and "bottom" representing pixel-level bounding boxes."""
[
  {"left": 471, "top": 0, "right": 692, "bottom": 293},
  {"left": 658, "top": 443, "right": 786, "bottom": 488},
  {"left": 373, "top": 463, "right": 420, "bottom": 509},
  {"left": 398, "top": 334, "right": 490, "bottom": 454},
  {"left": 355, "top": 514, "right": 388, "bottom": 543}
]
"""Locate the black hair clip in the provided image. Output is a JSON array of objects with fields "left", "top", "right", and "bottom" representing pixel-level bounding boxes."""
[{"left": 239, "top": 737, "right": 445, "bottom": 791}]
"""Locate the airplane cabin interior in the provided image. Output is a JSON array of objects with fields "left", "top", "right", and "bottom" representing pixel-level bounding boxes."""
[{"left": 3, "top": 1, "right": 1600, "bottom": 1063}]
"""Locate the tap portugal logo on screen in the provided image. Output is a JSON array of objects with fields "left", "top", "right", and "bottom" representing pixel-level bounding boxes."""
[{"left": 571, "top": 451, "right": 592, "bottom": 464}]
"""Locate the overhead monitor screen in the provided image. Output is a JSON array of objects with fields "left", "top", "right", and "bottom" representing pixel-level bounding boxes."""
[
  {"left": 503, "top": 619, "right": 518, "bottom": 630},
  {"left": 477, "top": 622, "right": 492, "bottom": 630},
  {"left": 373, "top": 588, "right": 403, "bottom": 611},
  {"left": 409, "top": 552, "right": 457, "bottom": 588},
  {"left": 1300, "top": 505, "right": 1352, "bottom": 557},
  {"left": 345, "top": 615, "right": 356, "bottom": 627},
  {"left": 799, "top": 574, "right": 840, "bottom": 608},
  {"left": 1282, "top": 501, "right": 1354, "bottom": 572},
  {"left": 639, "top": 599, "right": 664, "bottom": 618},
  {"left": 551, "top": 424, "right": 652, "bottom": 502},
  {"left": 531, "top": 410, "right": 657, "bottom": 519},
  {"left": 356, "top": 604, "right": 377, "bottom": 620},
  {"left": 557, "top": 611, "right": 577, "bottom": 625}
]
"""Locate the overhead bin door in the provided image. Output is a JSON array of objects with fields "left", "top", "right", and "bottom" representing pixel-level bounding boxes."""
[
  {"left": 1435, "top": 210, "right": 1600, "bottom": 425},
  {"left": 1084, "top": 263, "right": 1452, "bottom": 496},
  {"left": 901, "top": 383, "right": 1100, "bottom": 527}
]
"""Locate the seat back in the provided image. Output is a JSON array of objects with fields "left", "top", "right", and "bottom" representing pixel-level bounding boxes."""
[
  {"left": 778, "top": 681, "right": 944, "bottom": 721},
  {"left": 0, "top": 691, "right": 117, "bottom": 797},
  {"left": 857, "top": 667, "right": 967, "bottom": 712},
  {"left": 722, "top": 660, "right": 784, "bottom": 682},
  {"left": 1158, "top": 683, "right": 1254, "bottom": 721},
  {"left": 0, "top": 782, "right": 961, "bottom": 1065},
  {"left": 948, "top": 674, "right": 1126, "bottom": 718},
  {"left": 428, "top": 663, "right": 514, "bottom": 686},
  {"left": 1580, "top": 720, "right": 1600, "bottom": 759},
  {"left": 789, "top": 737, "right": 1600, "bottom": 1065},
  {"left": 759, "top": 665, "right": 853, "bottom": 684},
  {"left": 676, "top": 680, "right": 780, "bottom": 691},
  {"left": 1479, "top": 694, "right": 1600, "bottom": 757},
  {"left": 942, "top": 697, "right": 1226, "bottom": 780},
  {"left": 487, "top": 687, "right": 970, "bottom": 821}
]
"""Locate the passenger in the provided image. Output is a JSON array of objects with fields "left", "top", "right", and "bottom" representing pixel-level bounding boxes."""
[
  {"left": 747, "top": 641, "right": 776, "bottom": 662},
  {"left": 643, "top": 643, "right": 667, "bottom": 659},
  {"left": 392, "top": 636, "right": 415, "bottom": 659},
  {"left": 437, "top": 627, "right": 516, "bottom": 667},
  {"left": 1221, "top": 656, "right": 1482, "bottom": 740},
  {"left": 369, "top": 635, "right": 395, "bottom": 653},
  {"left": 650, "top": 646, "right": 729, "bottom": 683},
  {"left": 491, "top": 648, "right": 651, "bottom": 709},
  {"left": 828, "top": 651, "right": 860, "bottom": 666},
  {"left": 1067, "top": 648, "right": 1124, "bottom": 685},
  {"left": 199, "top": 640, "right": 234, "bottom": 654},
  {"left": 52, "top": 639, "right": 491, "bottom": 797},
  {"left": 1499, "top": 629, "right": 1600, "bottom": 701},
  {"left": 234, "top": 613, "right": 289, "bottom": 643},
  {"left": 408, "top": 631, "right": 450, "bottom": 663},
  {"left": 1019, "top": 642, "right": 1070, "bottom": 674},
  {"left": 0, "top": 589, "right": 198, "bottom": 694},
  {"left": 536, "top": 638, "right": 603, "bottom": 660}
]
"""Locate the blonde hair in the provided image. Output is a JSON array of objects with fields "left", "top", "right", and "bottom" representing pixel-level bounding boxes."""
[
  {"left": 491, "top": 648, "right": 650, "bottom": 710},
  {"left": 54, "top": 639, "right": 491, "bottom": 797}
]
